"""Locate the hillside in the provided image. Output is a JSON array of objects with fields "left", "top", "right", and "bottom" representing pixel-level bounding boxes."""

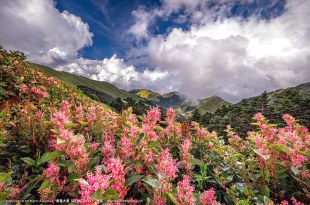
[
  {"left": 1, "top": 49, "right": 309, "bottom": 204},
  {"left": 195, "top": 95, "right": 231, "bottom": 115},
  {"left": 130, "top": 89, "right": 191, "bottom": 108},
  {"left": 129, "top": 89, "right": 162, "bottom": 102},
  {"left": 30, "top": 63, "right": 140, "bottom": 101},
  {"left": 193, "top": 83, "right": 310, "bottom": 137}
]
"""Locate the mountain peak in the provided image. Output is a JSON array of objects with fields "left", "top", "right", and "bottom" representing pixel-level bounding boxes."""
[{"left": 196, "top": 95, "right": 231, "bottom": 114}]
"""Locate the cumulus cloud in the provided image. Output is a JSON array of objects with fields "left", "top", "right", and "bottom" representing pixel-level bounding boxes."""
[
  {"left": 143, "top": 0, "right": 310, "bottom": 102},
  {"left": 57, "top": 55, "right": 170, "bottom": 91},
  {"left": 0, "top": 0, "right": 93, "bottom": 65}
]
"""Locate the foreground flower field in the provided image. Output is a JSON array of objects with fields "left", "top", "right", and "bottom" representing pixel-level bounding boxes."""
[{"left": 0, "top": 49, "right": 309, "bottom": 204}]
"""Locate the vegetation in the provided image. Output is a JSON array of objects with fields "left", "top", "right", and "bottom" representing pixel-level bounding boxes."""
[
  {"left": 195, "top": 96, "right": 231, "bottom": 115},
  {"left": 193, "top": 89, "right": 310, "bottom": 138},
  {"left": 30, "top": 63, "right": 140, "bottom": 100},
  {"left": 0, "top": 49, "right": 309, "bottom": 204}
]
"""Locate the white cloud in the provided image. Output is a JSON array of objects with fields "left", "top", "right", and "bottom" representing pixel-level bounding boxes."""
[
  {"left": 1, "top": 0, "right": 309, "bottom": 103},
  {"left": 144, "top": 0, "right": 310, "bottom": 102},
  {"left": 128, "top": 8, "right": 153, "bottom": 40},
  {"left": 56, "top": 55, "right": 169, "bottom": 91},
  {"left": 0, "top": 0, "right": 93, "bottom": 65}
]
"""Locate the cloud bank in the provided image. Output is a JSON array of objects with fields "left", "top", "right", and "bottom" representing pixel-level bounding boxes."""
[
  {"left": 130, "top": 0, "right": 310, "bottom": 102},
  {"left": 0, "top": 0, "right": 93, "bottom": 65},
  {"left": 0, "top": 0, "right": 309, "bottom": 102}
]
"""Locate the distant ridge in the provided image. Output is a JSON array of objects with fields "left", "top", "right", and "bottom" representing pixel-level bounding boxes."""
[{"left": 195, "top": 95, "right": 231, "bottom": 115}]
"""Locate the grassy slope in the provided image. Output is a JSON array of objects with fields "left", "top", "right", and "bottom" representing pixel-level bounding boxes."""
[
  {"left": 268, "top": 82, "right": 310, "bottom": 102},
  {"left": 129, "top": 89, "right": 161, "bottom": 102},
  {"left": 196, "top": 96, "right": 231, "bottom": 114},
  {"left": 30, "top": 63, "right": 140, "bottom": 100}
]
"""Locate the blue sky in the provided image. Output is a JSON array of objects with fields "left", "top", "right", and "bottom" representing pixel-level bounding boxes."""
[
  {"left": 0, "top": 0, "right": 309, "bottom": 102},
  {"left": 54, "top": 0, "right": 286, "bottom": 61}
]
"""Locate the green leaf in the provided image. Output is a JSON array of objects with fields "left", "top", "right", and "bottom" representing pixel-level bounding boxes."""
[
  {"left": 0, "top": 171, "right": 12, "bottom": 182},
  {"left": 91, "top": 190, "right": 102, "bottom": 201},
  {"left": 298, "top": 150, "right": 310, "bottom": 157},
  {"left": 257, "top": 195, "right": 272, "bottom": 204},
  {"left": 38, "top": 180, "right": 51, "bottom": 191},
  {"left": 50, "top": 129, "right": 60, "bottom": 134},
  {"left": 263, "top": 187, "right": 270, "bottom": 197},
  {"left": 155, "top": 126, "right": 164, "bottom": 131},
  {"left": 44, "top": 121, "right": 56, "bottom": 126},
  {"left": 229, "top": 153, "right": 243, "bottom": 159},
  {"left": 212, "top": 148, "right": 222, "bottom": 154},
  {"left": 65, "top": 122, "right": 78, "bottom": 129},
  {"left": 68, "top": 163, "right": 76, "bottom": 174},
  {"left": 148, "top": 141, "right": 161, "bottom": 148},
  {"left": 250, "top": 122, "right": 259, "bottom": 126},
  {"left": 125, "top": 175, "right": 144, "bottom": 187},
  {"left": 226, "top": 176, "right": 233, "bottom": 183},
  {"left": 253, "top": 150, "right": 270, "bottom": 161},
  {"left": 76, "top": 178, "right": 90, "bottom": 188},
  {"left": 189, "top": 158, "right": 204, "bottom": 166},
  {"left": 274, "top": 144, "right": 289, "bottom": 154},
  {"left": 137, "top": 116, "right": 144, "bottom": 121},
  {"left": 236, "top": 200, "right": 247, "bottom": 205},
  {"left": 136, "top": 133, "right": 144, "bottom": 145},
  {"left": 265, "top": 170, "right": 270, "bottom": 183},
  {"left": 67, "top": 173, "right": 81, "bottom": 183},
  {"left": 57, "top": 137, "right": 66, "bottom": 144},
  {"left": 142, "top": 175, "right": 161, "bottom": 189},
  {"left": 86, "top": 156, "right": 99, "bottom": 169},
  {"left": 290, "top": 166, "right": 301, "bottom": 176},
  {"left": 166, "top": 192, "right": 180, "bottom": 205},
  {"left": 21, "top": 157, "right": 36, "bottom": 166},
  {"left": 39, "top": 150, "right": 66, "bottom": 163},
  {"left": 102, "top": 188, "right": 119, "bottom": 200},
  {"left": 158, "top": 173, "right": 168, "bottom": 181}
]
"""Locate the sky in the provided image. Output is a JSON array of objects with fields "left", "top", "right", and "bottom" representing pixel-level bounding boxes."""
[{"left": 0, "top": 0, "right": 309, "bottom": 103}]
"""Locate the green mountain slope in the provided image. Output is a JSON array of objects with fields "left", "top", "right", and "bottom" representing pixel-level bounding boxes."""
[
  {"left": 195, "top": 95, "right": 231, "bottom": 115},
  {"left": 30, "top": 63, "right": 140, "bottom": 100},
  {"left": 194, "top": 82, "right": 310, "bottom": 137},
  {"left": 129, "top": 89, "right": 162, "bottom": 102},
  {"left": 130, "top": 89, "right": 194, "bottom": 111}
]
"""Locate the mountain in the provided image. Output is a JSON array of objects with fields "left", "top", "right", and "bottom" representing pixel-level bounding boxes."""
[
  {"left": 193, "top": 82, "right": 310, "bottom": 137},
  {"left": 195, "top": 95, "right": 231, "bottom": 115},
  {"left": 129, "top": 89, "right": 162, "bottom": 102},
  {"left": 130, "top": 89, "right": 192, "bottom": 109}
]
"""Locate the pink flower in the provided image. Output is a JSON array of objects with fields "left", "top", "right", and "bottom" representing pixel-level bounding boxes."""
[
  {"left": 91, "top": 142, "right": 100, "bottom": 152},
  {"left": 19, "top": 84, "right": 27, "bottom": 93},
  {"left": 177, "top": 175, "right": 196, "bottom": 205},
  {"left": 144, "top": 107, "right": 161, "bottom": 125},
  {"left": 283, "top": 114, "right": 296, "bottom": 126},
  {"left": 253, "top": 113, "right": 265, "bottom": 124},
  {"left": 201, "top": 188, "right": 218, "bottom": 205},
  {"left": 8, "top": 187, "right": 21, "bottom": 199},
  {"left": 46, "top": 163, "right": 59, "bottom": 178},
  {"left": 290, "top": 154, "right": 306, "bottom": 169},
  {"left": 30, "top": 86, "right": 49, "bottom": 99},
  {"left": 119, "top": 134, "right": 134, "bottom": 159},
  {"left": 105, "top": 157, "right": 128, "bottom": 199},
  {"left": 13, "top": 60, "right": 19, "bottom": 66},
  {"left": 291, "top": 197, "right": 304, "bottom": 205},
  {"left": 102, "top": 141, "right": 115, "bottom": 159},
  {"left": 79, "top": 167, "right": 110, "bottom": 205},
  {"left": 157, "top": 149, "right": 178, "bottom": 180}
]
